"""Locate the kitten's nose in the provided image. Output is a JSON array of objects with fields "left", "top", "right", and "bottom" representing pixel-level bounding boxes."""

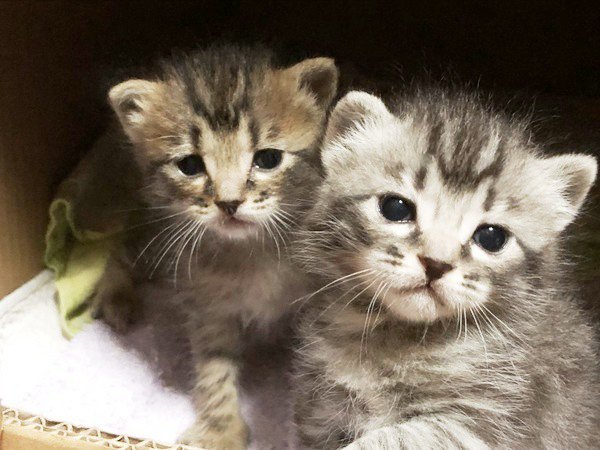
[
  {"left": 215, "top": 200, "right": 242, "bottom": 216},
  {"left": 418, "top": 256, "right": 453, "bottom": 281}
]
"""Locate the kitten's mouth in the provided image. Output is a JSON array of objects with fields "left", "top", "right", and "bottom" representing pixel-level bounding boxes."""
[
  {"left": 382, "top": 283, "right": 453, "bottom": 323},
  {"left": 395, "top": 284, "right": 448, "bottom": 307},
  {"left": 223, "top": 216, "right": 253, "bottom": 227},
  {"left": 211, "top": 216, "right": 258, "bottom": 239}
]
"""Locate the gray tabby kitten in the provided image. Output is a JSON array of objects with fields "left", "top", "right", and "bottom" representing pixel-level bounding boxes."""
[
  {"left": 93, "top": 45, "right": 338, "bottom": 449},
  {"left": 294, "top": 90, "right": 599, "bottom": 449}
]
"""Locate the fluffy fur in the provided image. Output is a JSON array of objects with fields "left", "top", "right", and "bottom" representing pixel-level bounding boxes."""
[
  {"left": 293, "top": 89, "right": 600, "bottom": 449},
  {"left": 92, "top": 45, "right": 338, "bottom": 449}
]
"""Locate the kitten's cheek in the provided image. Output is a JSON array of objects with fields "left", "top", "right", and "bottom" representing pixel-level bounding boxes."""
[{"left": 434, "top": 278, "right": 490, "bottom": 316}]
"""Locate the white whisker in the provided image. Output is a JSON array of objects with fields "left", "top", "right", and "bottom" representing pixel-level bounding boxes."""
[{"left": 292, "top": 269, "right": 375, "bottom": 306}]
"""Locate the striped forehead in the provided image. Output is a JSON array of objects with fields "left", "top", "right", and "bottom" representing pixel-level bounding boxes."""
[
  {"left": 409, "top": 111, "right": 505, "bottom": 192},
  {"left": 164, "top": 50, "right": 262, "bottom": 134},
  {"left": 196, "top": 115, "right": 255, "bottom": 161},
  {"left": 182, "top": 71, "right": 252, "bottom": 132},
  {"left": 427, "top": 119, "right": 504, "bottom": 188},
  {"left": 417, "top": 166, "right": 492, "bottom": 230}
]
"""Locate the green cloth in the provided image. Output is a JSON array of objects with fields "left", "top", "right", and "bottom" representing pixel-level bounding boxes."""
[
  {"left": 43, "top": 126, "right": 139, "bottom": 338},
  {"left": 44, "top": 198, "right": 115, "bottom": 338}
]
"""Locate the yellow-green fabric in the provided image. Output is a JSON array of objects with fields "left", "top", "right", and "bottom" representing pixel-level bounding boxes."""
[
  {"left": 43, "top": 127, "right": 139, "bottom": 338},
  {"left": 44, "top": 198, "right": 115, "bottom": 338}
]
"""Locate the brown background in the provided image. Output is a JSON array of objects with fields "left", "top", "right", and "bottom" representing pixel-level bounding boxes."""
[{"left": 0, "top": 0, "right": 598, "bottom": 297}]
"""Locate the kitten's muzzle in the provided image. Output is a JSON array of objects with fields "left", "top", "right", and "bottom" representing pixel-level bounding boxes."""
[
  {"left": 215, "top": 200, "right": 243, "bottom": 216},
  {"left": 418, "top": 256, "right": 453, "bottom": 282}
]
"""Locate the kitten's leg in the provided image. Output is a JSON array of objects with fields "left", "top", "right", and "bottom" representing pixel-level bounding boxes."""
[
  {"left": 342, "top": 414, "right": 489, "bottom": 450},
  {"left": 91, "top": 254, "right": 139, "bottom": 333},
  {"left": 180, "top": 318, "right": 249, "bottom": 450}
]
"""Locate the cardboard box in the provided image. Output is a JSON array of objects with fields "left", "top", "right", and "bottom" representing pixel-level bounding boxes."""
[{"left": 0, "top": 408, "right": 197, "bottom": 449}]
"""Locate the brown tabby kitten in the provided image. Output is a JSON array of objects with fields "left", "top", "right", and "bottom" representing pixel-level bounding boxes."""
[
  {"left": 293, "top": 90, "right": 599, "bottom": 449},
  {"left": 92, "top": 45, "right": 338, "bottom": 449}
]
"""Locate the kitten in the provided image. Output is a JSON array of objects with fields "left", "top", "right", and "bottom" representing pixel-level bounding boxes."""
[
  {"left": 92, "top": 45, "right": 338, "bottom": 449},
  {"left": 293, "top": 89, "right": 599, "bottom": 449}
]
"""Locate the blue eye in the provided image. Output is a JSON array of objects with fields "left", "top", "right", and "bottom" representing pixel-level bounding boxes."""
[
  {"left": 473, "top": 225, "right": 508, "bottom": 252},
  {"left": 379, "top": 195, "right": 415, "bottom": 222},
  {"left": 177, "top": 155, "right": 205, "bottom": 176}
]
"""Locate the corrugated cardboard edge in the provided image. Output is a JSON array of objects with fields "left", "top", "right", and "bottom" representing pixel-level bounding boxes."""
[{"left": 0, "top": 408, "right": 202, "bottom": 450}]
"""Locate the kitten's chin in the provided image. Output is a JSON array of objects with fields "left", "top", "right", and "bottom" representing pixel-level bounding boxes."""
[
  {"left": 210, "top": 218, "right": 259, "bottom": 241},
  {"left": 382, "top": 287, "right": 455, "bottom": 323}
]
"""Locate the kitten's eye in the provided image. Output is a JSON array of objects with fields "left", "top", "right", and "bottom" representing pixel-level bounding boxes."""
[
  {"left": 176, "top": 155, "right": 205, "bottom": 176},
  {"left": 379, "top": 195, "right": 415, "bottom": 222},
  {"left": 473, "top": 225, "right": 508, "bottom": 253},
  {"left": 253, "top": 149, "right": 283, "bottom": 170}
]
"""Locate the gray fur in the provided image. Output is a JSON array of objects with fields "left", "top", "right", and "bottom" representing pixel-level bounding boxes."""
[{"left": 293, "top": 89, "right": 599, "bottom": 449}]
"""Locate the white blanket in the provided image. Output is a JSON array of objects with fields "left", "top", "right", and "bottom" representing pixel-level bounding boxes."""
[{"left": 0, "top": 271, "right": 294, "bottom": 449}]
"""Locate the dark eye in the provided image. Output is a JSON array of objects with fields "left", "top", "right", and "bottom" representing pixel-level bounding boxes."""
[
  {"left": 379, "top": 195, "right": 415, "bottom": 222},
  {"left": 473, "top": 225, "right": 508, "bottom": 253},
  {"left": 176, "top": 155, "right": 205, "bottom": 176},
  {"left": 253, "top": 149, "right": 283, "bottom": 170}
]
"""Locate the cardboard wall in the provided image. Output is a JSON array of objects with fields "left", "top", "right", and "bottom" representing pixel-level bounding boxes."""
[{"left": 0, "top": 0, "right": 598, "bottom": 297}]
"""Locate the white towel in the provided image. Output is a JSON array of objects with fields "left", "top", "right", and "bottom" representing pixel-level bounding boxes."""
[{"left": 0, "top": 271, "right": 295, "bottom": 448}]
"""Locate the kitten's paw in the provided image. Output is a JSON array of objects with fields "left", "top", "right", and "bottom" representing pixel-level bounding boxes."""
[
  {"left": 179, "top": 418, "right": 249, "bottom": 450},
  {"left": 90, "top": 287, "right": 138, "bottom": 334}
]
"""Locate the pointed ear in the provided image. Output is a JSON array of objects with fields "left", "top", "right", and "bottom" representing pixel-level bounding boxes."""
[
  {"left": 284, "top": 57, "right": 339, "bottom": 109},
  {"left": 324, "top": 91, "right": 391, "bottom": 144},
  {"left": 538, "top": 153, "right": 597, "bottom": 231},
  {"left": 321, "top": 91, "right": 392, "bottom": 175},
  {"left": 108, "top": 79, "right": 164, "bottom": 142}
]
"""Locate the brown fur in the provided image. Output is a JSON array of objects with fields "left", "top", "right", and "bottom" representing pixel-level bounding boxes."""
[{"left": 92, "top": 44, "right": 338, "bottom": 449}]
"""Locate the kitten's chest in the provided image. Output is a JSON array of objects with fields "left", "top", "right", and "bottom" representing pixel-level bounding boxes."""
[
  {"left": 193, "top": 255, "right": 307, "bottom": 323},
  {"left": 321, "top": 333, "right": 462, "bottom": 416}
]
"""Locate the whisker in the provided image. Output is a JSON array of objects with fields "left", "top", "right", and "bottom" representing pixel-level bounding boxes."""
[
  {"left": 134, "top": 219, "right": 184, "bottom": 266},
  {"left": 456, "top": 304, "right": 464, "bottom": 342},
  {"left": 144, "top": 219, "right": 192, "bottom": 268},
  {"left": 479, "top": 303, "right": 526, "bottom": 345},
  {"left": 371, "top": 282, "right": 391, "bottom": 333},
  {"left": 188, "top": 225, "right": 207, "bottom": 280},
  {"left": 291, "top": 269, "right": 375, "bottom": 306},
  {"left": 463, "top": 307, "right": 469, "bottom": 343},
  {"left": 173, "top": 221, "right": 202, "bottom": 287},
  {"left": 125, "top": 210, "right": 190, "bottom": 231},
  {"left": 272, "top": 211, "right": 294, "bottom": 231},
  {"left": 470, "top": 306, "right": 489, "bottom": 368},
  {"left": 149, "top": 219, "right": 195, "bottom": 278},
  {"left": 263, "top": 220, "right": 281, "bottom": 261},
  {"left": 269, "top": 216, "right": 288, "bottom": 250},
  {"left": 360, "top": 278, "right": 385, "bottom": 363},
  {"left": 110, "top": 205, "right": 174, "bottom": 214},
  {"left": 307, "top": 275, "right": 377, "bottom": 327}
]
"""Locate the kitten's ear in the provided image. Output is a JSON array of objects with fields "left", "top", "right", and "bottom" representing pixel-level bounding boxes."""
[
  {"left": 325, "top": 91, "right": 391, "bottom": 143},
  {"left": 321, "top": 92, "right": 392, "bottom": 174},
  {"left": 539, "top": 153, "right": 597, "bottom": 229},
  {"left": 285, "top": 57, "right": 339, "bottom": 109},
  {"left": 108, "top": 79, "right": 164, "bottom": 142}
]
